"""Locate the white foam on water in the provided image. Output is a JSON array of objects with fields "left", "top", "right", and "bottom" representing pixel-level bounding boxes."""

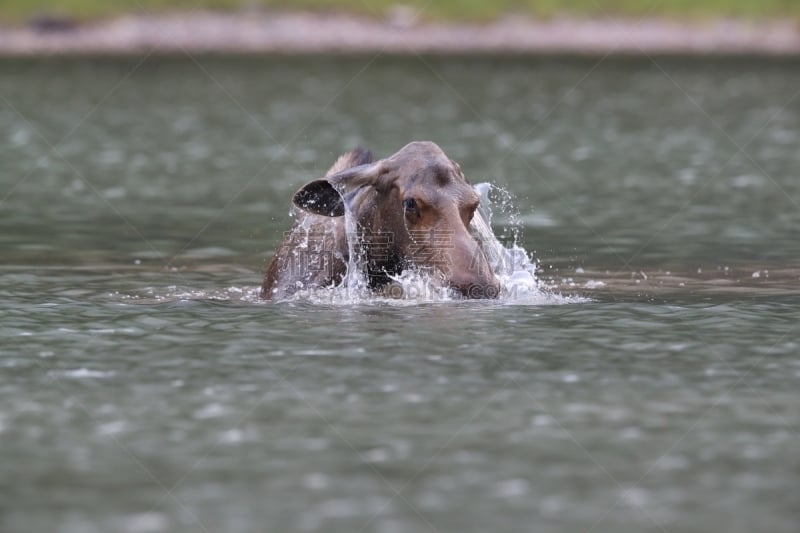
[
  {"left": 55, "top": 368, "right": 115, "bottom": 379},
  {"left": 117, "top": 285, "right": 262, "bottom": 304}
]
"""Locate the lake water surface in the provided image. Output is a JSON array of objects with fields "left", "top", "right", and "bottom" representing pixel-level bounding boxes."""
[{"left": 1, "top": 56, "right": 799, "bottom": 533}]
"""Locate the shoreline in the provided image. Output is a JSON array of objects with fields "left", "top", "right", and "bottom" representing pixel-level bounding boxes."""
[{"left": 1, "top": 11, "right": 799, "bottom": 56}]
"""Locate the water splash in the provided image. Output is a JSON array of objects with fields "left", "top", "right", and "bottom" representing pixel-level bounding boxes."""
[
  {"left": 339, "top": 183, "right": 370, "bottom": 299},
  {"left": 471, "top": 182, "right": 541, "bottom": 299},
  {"left": 280, "top": 182, "right": 577, "bottom": 305}
]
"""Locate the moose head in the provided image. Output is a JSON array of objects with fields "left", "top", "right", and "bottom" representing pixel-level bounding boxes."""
[{"left": 291, "top": 141, "right": 500, "bottom": 298}]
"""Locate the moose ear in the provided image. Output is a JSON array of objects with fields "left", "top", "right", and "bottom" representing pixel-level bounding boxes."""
[
  {"left": 293, "top": 179, "right": 344, "bottom": 217},
  {"left": 292, "top": 160, "right": 381, "bottom": 217}
]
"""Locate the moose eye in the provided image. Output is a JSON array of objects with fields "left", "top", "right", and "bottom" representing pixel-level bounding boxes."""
[{"left": 403, "top": 198, "right": 417, "bottom": 212}]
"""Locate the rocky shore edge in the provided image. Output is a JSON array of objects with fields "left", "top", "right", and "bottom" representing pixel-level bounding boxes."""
[{"left": 1, "top": 11, "right": 799, "bottom": 56}]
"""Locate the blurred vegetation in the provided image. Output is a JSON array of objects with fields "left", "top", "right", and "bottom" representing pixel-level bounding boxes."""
[{"left": 3, "top": 0, "right": 800, "bottom": 23}]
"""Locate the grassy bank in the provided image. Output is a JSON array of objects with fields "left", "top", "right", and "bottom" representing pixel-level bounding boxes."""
[{"left": 3, "top": 1, "right": 800, "bottom": 23}]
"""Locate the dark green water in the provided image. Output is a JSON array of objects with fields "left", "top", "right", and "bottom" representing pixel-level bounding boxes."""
[{"left": 1, "top": 56, "right": 799, "bottom": 533}]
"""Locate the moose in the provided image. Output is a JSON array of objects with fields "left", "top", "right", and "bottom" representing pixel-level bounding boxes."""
[{"left": 261, "top": 141, "right": 500, "bottom": 299}]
